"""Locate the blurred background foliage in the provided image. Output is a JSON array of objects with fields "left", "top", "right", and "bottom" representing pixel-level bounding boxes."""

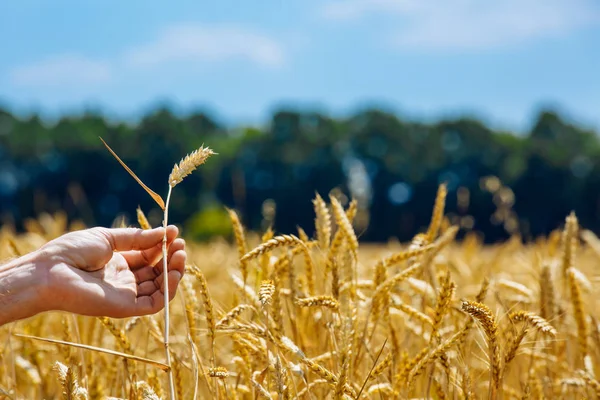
[{"left": 0, "top": 105, "right": 598, "bottom": 243}]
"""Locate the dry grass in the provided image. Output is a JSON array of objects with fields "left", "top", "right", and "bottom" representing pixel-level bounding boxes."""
[{"left": 3, "top": 189, "right": 600, "bottom": 399}]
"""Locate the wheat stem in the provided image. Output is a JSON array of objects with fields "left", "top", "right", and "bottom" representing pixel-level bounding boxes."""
[{"left": 162, "top": 185, "right": 176, "bottom": 400}]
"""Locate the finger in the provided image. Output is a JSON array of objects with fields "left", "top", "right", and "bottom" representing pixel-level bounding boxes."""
[
  {"left": 131, "top": 294, "right": 162, "bottom": 316},
  {"left": 134, "top": 272, "right": 180, "bottom": 315},
  {"left": 122, "top": 232, "right": 179, "bottom": 269},
  {"left": 100, "top": 225, "right": 179, "bottom": 252},
  {"left": 153, "top": 269, "right": 183, "bottom": 294},
  {"left": 152, "top": 240, "right": 186, "bottom": 275},
  {"left": 137, "top": 279, "right": 159, "bottom": 296},
  {"left": 168, "top": 248, "right": 186, "bottom": 275},
  {"left": 135, "top": 241, "right": 183, "bottom": 288},
  {"left": 133, "top": 265, "right": 158, "bottom": 283}
]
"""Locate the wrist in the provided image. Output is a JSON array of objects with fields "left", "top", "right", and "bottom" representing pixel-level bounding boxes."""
[{"left": 0, "top": 250, "right": 53, "bottom": 325}]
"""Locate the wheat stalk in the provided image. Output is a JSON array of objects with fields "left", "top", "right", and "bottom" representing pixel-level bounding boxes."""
[
  {"left": 461, "top": 300, "right": 502, "bottom": 400},
  {"left": 162, "top": 146, "right": 215, "bottom": 400},
  {"left": 15, "top": 333, "right": 169, "bottom": 370},
  {"left": 101, "top": 139, "right": 215, "bottom": 400}
]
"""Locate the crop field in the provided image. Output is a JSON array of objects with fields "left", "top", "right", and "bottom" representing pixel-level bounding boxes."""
[{"left": 1, "top": 186, "right": 600, "bottom": 399}]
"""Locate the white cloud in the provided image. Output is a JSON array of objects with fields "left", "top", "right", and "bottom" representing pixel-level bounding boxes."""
[
  {"left": 125, "top": 24, "right": 285, "bottom": 68},
  {"left": 321, "top": 0, "right": 418, "bottom": 20},
  {"left": 321, "top": 0, "right": 600, "bottom": 50},
  {"left": 10, "top": 55, "right": 112, "bottom": 87},
  {"left": 7, "top": 24, "right": 284, "bottom": 89}
]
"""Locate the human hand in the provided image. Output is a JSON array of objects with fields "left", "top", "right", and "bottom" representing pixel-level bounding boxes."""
[{"left": 37, "top": 225, "right": 186, "bottom": 318}]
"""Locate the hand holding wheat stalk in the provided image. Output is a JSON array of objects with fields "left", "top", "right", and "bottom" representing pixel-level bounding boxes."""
[{"left": 101, "top": 138, "right": 215, "bottom": 400}]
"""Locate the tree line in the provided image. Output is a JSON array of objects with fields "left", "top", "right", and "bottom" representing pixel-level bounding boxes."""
[{"left": 0, "top": 106, "right": 598, "bottom": 242}]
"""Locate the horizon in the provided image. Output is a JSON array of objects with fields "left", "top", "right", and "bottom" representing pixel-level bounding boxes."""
[{"left": 0, "top": 99, "right": 592, "bottom": 136}]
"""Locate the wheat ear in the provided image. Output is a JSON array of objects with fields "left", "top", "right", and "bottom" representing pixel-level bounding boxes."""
[
  {"left": 330, "top": 195, "right": 359, "bottom": 260},
  {"left": 391, "top": 299, "right": 433, "bottom": 326},
  {"left": 326, "top": 199, "right": 357, "bottom": 274},
  {"left": 313, "top": 193, "right": 332, "bottom": 250},
  {"left": 426, "top": 273, "right": 455, "bottom": 397},
  {"left": 295, "top": 295, "right": 340, "bottom": 311},
  {"left": 181, "top": 276, "right": 200, "bottom": 347},
  {"left": 227, "top": 207, "right": 249, "bottom": 289},
  {"left": 168, "top": 145, "right": 216, "bottom": 187},
  {"left": 53, "top": 361, "right": 87, "bottom": 400},
  {"left": 561, "top": 212, "right": 578, "bottom": 282},
  {"left": 216, "top": 305, "right": 258, "bottom": 328},
  {"left": 431, "top": 272, "right": 456, "bottom": 342},
  {"left": 259, "top": 279, "right": 275, "bottom": 379},
  {"left": 568, "top": 267, "right": 588, "bottom": 361},
  {"left": 241, "top": 235, "right": 301, "bottom": 262},
  {"left": 407, "top": 329, "right": 463, "bottom": 389},
  {"left": 461, "top": 300, "right": 501, "bottom": 400},
  {"left": 98, "top": 317, "right": 132, "bottom": 353},
  {"left": 136, "top": 381, "right": 161, "bottom": 400},
  {"left": 372, "top": 262, "right": 422, "bottom": 300},
  {"left": 188, "top": 265, "right": 216, "bottom": 361},
  {"left": 334, "top": 349, "right": 350, "bottom": 400},
  {"left": 539, "top": 262, "right": 557, "bottom": 322},
  {"left": 136, "top": 206, "right": 152, "bottom": 229},
  {"left": 368, "top": 351, "right": 393, "bottom": 381},
  {"left": 426, "top": 183, "right": 448, "bottom": 242},
  {"left": 259, "top": 280, "right": 275, "bottom": 307},
  {"left": 509, "top": 311, "right": 557, "bottom": 337}
]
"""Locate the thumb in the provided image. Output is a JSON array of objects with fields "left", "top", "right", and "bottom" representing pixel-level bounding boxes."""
[{"left": 99, "top": 225, "right": 178, "bottom": 251}]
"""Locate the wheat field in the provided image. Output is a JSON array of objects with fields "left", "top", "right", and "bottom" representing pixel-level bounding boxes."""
[{"left": 2, "top": 186, "right": 600, "bottom": 399}]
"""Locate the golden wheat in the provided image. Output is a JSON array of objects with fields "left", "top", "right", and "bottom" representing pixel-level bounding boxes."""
[
  {"left": 461, "top": 300, "right": 502, "bottom": 399},
  {"left": 241, "top": 235, "right": 301, "bottom": 262},
  {"left": 168, "top": 146, "right": 215, "bottom": 187},
  {"left": 295, "top": 295, "right": 340, "bottom": 311},
  {"left": 509, "top": 310, "right": 557, "bottom": 337},
  {"left": 3, "top": 192, "right": 600, "bottom": 400},
  {"left": 313, "top": 193, "right": 331, "bottom": 251}
]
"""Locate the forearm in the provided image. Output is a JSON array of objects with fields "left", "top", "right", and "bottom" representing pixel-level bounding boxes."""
[{"left": 0, "top": 251, "right": 51, "bottom": 326}]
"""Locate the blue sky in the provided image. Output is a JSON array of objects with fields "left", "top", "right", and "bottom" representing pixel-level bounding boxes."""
[{"left": 1, "top": 0, "right": 599, "bottom": 132}]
